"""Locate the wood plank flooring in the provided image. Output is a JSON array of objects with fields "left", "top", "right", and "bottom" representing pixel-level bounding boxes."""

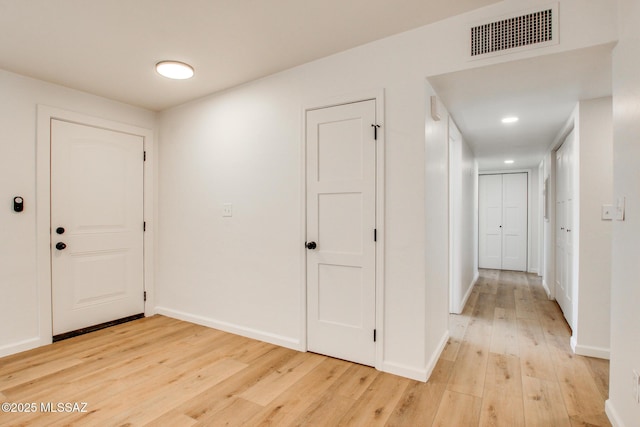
[{"left": 0, "top": 270, "right": 610, "bottom": 426}]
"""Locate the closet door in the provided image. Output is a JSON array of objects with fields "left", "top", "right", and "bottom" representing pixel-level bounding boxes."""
[
  {"left": 479, "top": 174, "right": 503, "bottom": 269},
  {"left": 555, "top": 131, "right": 575, "bottom": 329},
  {"left": 501, "top": 173, "right": 528, "bottom": 271},
  {"left": 479, "top": 173, "right": 527, "bottom": 271}
]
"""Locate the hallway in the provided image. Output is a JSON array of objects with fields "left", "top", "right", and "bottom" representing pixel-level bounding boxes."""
[{"left": 437, "top": 269, "right": 610, "bottom": 426}]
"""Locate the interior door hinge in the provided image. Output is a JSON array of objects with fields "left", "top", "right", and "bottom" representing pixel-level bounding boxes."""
[
  {"left": 371, "top": 124, "right": 380, "bottom": 140},
  {"left": 373, "top": 329, "right": 377, "bottom": 342},
  {"left": 143, "top": 151, "right": 147, "bottom": 161},
  {"left": 374, "top": 228, "right": 377, "bottom": 242},
  {"left": 143, "top": 221, "right": 146, "bottom": 232},
  {"left": 144, "top": 291, "right": 147, "bottom": 302}
]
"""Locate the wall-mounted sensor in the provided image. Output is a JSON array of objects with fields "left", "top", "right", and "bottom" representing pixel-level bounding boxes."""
[{"left": 13, "top": 196, "right": 24, "bottom": 212}]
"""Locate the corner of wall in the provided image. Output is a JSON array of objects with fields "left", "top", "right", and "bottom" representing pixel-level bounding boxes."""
[
  {"left": 605, "top": 399, "right": 626, "bottom": 427},
  {"left": 382, "top": 329, "right": 448, "bottom": 383}
]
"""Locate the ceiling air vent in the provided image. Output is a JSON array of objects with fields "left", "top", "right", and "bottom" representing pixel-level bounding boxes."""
[{"left": 470, "top": 4, "right": 558, "bottom": 58}]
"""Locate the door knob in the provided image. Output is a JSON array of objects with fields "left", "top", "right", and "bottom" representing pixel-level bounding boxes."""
[
  {"left": 56, "top": 227, "right": 65, "bottom": 235},
  {"left": 55, "top": 242, "right": 67, "bottom": 250},
  {"left": 305, "top": 241, "right": 317, "bottom": 250}
]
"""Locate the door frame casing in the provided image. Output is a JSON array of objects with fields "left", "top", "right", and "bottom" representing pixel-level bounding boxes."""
[
  {"left": 36, "top": 105, "right": 155, "bottom": 346},
  {"left": 300, "top": 90, "right": 385, "bottom": 370}
]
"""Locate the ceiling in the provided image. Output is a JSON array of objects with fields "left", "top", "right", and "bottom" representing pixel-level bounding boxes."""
[
  {"left": 0, "top": 0, "right": 497, "bottom": 111},
  {"left": 428, "top": 44, "right": 614, "bottom": 171}
]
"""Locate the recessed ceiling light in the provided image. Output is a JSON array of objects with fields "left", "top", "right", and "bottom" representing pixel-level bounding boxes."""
[
  {"left": 501, "top": 116, "right": 519, "bottom": 124},
  {"left": 504, "top": 159, "right": 515, "bottom": 164},
  {"left": 156, "top": 61, "right": 194, "bottom": 80}
]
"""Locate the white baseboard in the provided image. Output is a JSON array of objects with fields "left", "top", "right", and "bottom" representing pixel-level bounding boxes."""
[
  {"left": 541, "top": 279, "right": 553, "bottom": 299},
  {"left": 155, "top": 306, "right": 303, "bottom": 351},
  {"left": 460, "top": 272, "right": 479, "bottom": 314},
  {"left": 381, "top": 331, "right": 449, "bottom": 382},
  {"left": 382, "top": 329, "right": 449, "bottom": 382},
  {"left": 570, "top": 336, "right": 610, "bottom": 359},
  {"left": 451, "top": 271, "right": 479, "bottom": 315},
  {"left": 605, "top": 399, "right": 625, "bottom": 427},
  {"left": 382, "top": 361, "right": 428, "bottom": 382},
  {"left": 0, "top": 337, "right": 45, "bottom": 358},
  {"left": 426, "top": 330, "right": 449, "bottom": 380},
  {"left": 528, "top": 268, "right": 538, "bottom": 274}
]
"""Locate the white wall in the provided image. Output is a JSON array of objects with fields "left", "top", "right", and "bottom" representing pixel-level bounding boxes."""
[
  {"left": 606, "top": 0, "right": 640, "bottom": 424},
  {"left": 448, "top": 118, "right": 477, "bottom": 314},
  {"left": 155, "top": 0, "right": 617, "bottom": 381},
  {"left": 540, "top": 98, "right": 613, "bottom": 359},
  {"left": 573, "top": 97, "right": 613, "bottom": 358},
  {"left": 0, "top": 69, "right": 155, "bottom": 356}
]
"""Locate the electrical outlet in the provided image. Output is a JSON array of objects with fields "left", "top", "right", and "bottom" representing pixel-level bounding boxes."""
[
  {"left": 634, "top": 370, "right": 640, "bottom": 404},
  {"left": 222, "top": 203, "right": 233, "bottom": 217}
]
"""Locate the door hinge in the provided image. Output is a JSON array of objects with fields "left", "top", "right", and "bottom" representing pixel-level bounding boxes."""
[
  {"left": 373, "top": 329, "right": 377, "bottom": 342},
  {"left": 143, "top": 151, "right": 147, "bottom": 161},
  {"left": 143, "top": 291, "right": 147, "bottom": 302},
  {"left": 143, "top": 221, "right": 146, "bottom": 232},
  {"left": 374, "top": 228, "right": 377, "bottom": 242},
  {"left": 371, "top": 124, "right": 380, "bottom": 140}
]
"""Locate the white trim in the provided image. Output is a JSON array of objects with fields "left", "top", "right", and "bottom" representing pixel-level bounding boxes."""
[
  {"left": 382, "top": 362, "right": 428, "bottom": 382},
  {"left": 301, "top": 89, "right": 386, "bottom": 372},
  {"left": 541, "top": 279, "right": 553, "bottom": 299},
  {"left": 36, "top": 105, "right": 155, "bottom": 347},
  {"left": 155, "top": 307, "right": 302, "bottom": 351},
  {"left": 604, "top": 400, "right": 625, "bottom": 427},
  {"left": 0, "top": 338, "right": 42, "bottom": 358},
  {"left": 381, "top": 330, "right": 448, "bottom": 382},
  {"left": 298, "top": 104, "right": 308, "bottom": 354},
  {"left": 452, "top": 270, "right": 478, "bottom": 315},
  {"left": 570, "top": 337, "right": 610, "bottom": 359},
  {"left": 425, "top": 330, "right": 450, "bottom": 380},
  {"left": 461, "top": 271, "right": 479, "bottom": 313}
]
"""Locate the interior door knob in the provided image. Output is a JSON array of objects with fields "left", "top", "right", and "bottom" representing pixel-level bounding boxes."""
[
  {"left": 305, "top": 241, "right": 317, "bottom": 250},
  {"left": 56, "top": 227, "right": 65, "bottom": 235},
  {"left": 55, "top": 242, "right": 67, "bottom": 250}
]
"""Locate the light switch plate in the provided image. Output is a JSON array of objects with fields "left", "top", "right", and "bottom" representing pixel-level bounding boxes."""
[
  {"left": 602, "top": 204, "right": 613, "bottom": 220},
  {"left": 222, "top": 203, "right": 233, "bottom": 217}
]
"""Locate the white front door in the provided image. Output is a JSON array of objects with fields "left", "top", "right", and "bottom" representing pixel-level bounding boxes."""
[
  {"left": 51, "top": 119, "right": 145, "bottom": 336},
  {"left": 479, "top": 173, "right": 527, "bottom": 271},
  {"left": 305, "top": 100, "right": 377, "bottom": 366}
]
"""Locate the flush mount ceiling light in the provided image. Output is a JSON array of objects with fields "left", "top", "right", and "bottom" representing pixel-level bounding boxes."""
[
  {"left": 504, "top": 159, "right": 515, "bottom": 164},
  {"left": 156, "top": 61, "right": 194, "bottom": 80},
  {"left": 501, "top": 116, "right": 519, "bottom": 124}
]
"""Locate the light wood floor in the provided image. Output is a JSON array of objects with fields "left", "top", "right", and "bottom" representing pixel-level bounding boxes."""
[{"left": 0, "top": 270, "right": 610, "bottom": 426}]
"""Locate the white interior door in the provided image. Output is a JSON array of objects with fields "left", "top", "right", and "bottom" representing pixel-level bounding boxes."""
[
  {"left": 306, "top": 100, "right": 377, "bottom": 366},
  {"left": 479, "top": 174, "right": 503, "bottom": 269},
  {"left": 51, "top": 119, "right": 144, "bottom": 336},
  {"left": 555, "top": 130, "right": 575, "bottom": 329},
  {"left": 479, "top": 173, "right": 527, "bottom": 271},
  {"left": 501, "top": 173, "right": 528, "bottom": 271}
]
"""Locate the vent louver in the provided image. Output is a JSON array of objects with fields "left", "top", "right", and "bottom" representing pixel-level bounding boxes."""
[{"left": 471, "top": 7, "right": 555, "bottom": 57}]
